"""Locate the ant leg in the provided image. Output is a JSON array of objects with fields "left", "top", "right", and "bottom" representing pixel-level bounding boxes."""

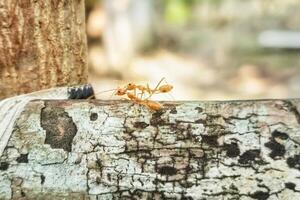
[
  {"left": 153, "top": 77, "right": 165, "bottom": 92},
  {"left": 146, "top": 77, "right": 165, "bottom": 100},
  {"left": 134, "top": 88, "right": 137, "bottom": 98},
  {"left": 146, "top": 83, "right": 153, "bottom": 98},
  {"left": 90, "top": 88, "right": 118, "bottom": 100}
]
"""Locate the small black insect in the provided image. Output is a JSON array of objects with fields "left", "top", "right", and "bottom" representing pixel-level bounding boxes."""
[{"left": 68, "top": 84, "right": 94, "bottom": 99}]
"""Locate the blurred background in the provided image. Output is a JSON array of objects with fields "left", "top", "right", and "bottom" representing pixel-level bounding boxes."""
[{"left": 86, "top": 0, "right": 300, "bottom": 100}]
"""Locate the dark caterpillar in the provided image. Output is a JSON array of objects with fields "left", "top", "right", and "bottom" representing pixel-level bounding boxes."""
[{"left": 67, "top": 84, "right": 94, "bottom": 99}]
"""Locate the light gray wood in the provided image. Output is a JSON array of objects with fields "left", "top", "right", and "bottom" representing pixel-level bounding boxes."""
[{"left": 1, "top": 99, "right": 300, "bottom": 199}]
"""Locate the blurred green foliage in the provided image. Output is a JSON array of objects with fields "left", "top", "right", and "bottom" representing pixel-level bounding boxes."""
[
  {"left": 85, "top": 0, "right": 223, "bottom": 26},
  {"left": 164, "top": 0, "right": 191, "bottom": 25},
  {"left": 85, "top": 0, "right": 300, "bottom": 71},
  {"left": 163, "top": 0, "right": 223, "bottom": 25}
]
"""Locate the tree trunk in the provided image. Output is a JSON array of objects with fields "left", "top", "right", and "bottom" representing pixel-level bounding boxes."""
[
  {"left": 1, "top": 99, "right": 300, "bottom": 199},
  {"left": 0, "top": 0, "right": 88, "bottom": 99}
]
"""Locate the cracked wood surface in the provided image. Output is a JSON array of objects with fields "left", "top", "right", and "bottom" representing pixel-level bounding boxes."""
[{"left": 1, "top": 99, "right": 300, "bottom": 199}]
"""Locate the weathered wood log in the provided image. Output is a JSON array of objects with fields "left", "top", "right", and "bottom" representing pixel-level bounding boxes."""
[
  {"left": 1, "top": 99, "right": 300, "bottom": 199},
  {"left": 0, "top": 0, "right": 88, "bottom": 99}
]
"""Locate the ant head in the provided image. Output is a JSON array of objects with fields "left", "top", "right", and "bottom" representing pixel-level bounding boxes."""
[
  {"left": 126, "top": 83, "right": 135, "bottom": 90},
  {"left": 116, "top": 88, "right": 126, "bottom": 96}
]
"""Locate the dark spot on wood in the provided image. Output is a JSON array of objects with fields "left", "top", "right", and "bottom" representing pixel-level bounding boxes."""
[
  {"left": 40, "top": 175, "right": 45, "bottom": 184},
  {"left": 150, "top": 110, "right": 165, "bottom": 126},
  {"left": 134, "top": 121, "right": 149, "bottom": 129},
  {"left": 238, "top": 150, "right": 260, "bottom": 165},
  {"left": 195, "top": 119, "right": 205, "bottom": 124},
  {"left": 272, "top": 130, "right": 289, "bottom": 140},
  {"left": 16, "top": 153, "right": 28, "bottom": 163},
  {"left": 287, "top": 155, "right": 300, "bottom": 170},
  {"left": 195, "top": 107, "right": 203, "bottom": 113},
  {"left": 75, "top": 156, "right": 82, "bottom": 164},
  {"left": 285, "top": 182, "right": 296, "bottom": 190},
  {"left": 158, "top": 166, "right": 177, "bottom": 176},
  {"left": 264, "top": 130, "right": 287, "bottom": 159},
  {"left": 264, "top": 140, "right": 286, "bottom": 159},
  {"left": 224, "top": 143, "right": 240, "bottom": 158},
  {"left": 230, "top": 184, "right": 238, "bottom": 191},
  {"left": 0, "top": 162, "right": 9, "bottom": 170},
  {"left": 124, "top": 126, "right": 134, "bottom": 134},
  {"left": 130, "top": 190, "right": 143, "bottom": 198},
  {"left": 284, "top": 101, "right": 300, "bottom": 124},
  {"left": 201, "top": 135, "right": 219, "bottom": 146},
  {"left": 41, "top": 102, "right": 77, "bottom": 152},
  {"left": 107, "top": 173, "right": 111, "bottom": 181},
  {"left": 256, "top": 178, "right": 263, "bottom": 183},
  {"left": 179, "top": 180, "right": 194, "bottom": 188},
  {"left": 170, "top": 107, "right": 177, "bottom": 114},
  {"left": 90, "top": 113, "right": 98, "bottom": 121},
  {"left": 20, "top": 190, "right": 26, "bottom": 197},
  {"left": 96, "top": 176, "right": 101, "bottom": 184},
  {"left": 181, "top": 197, "right": 193, "bottom": 200},
  {"left": 176, "top": 124, "right": 195, "bottom": 141},
  {"left": 250, "top": 191, "right": 270, "bottom": 200}
]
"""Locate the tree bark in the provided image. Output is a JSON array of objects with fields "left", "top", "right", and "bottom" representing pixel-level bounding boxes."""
[
  {"left": 1, "top": 99, "right": 300, "bottom": 199},
  {"left": 0, "top": 0, "right": 88, "bottom": 99}
]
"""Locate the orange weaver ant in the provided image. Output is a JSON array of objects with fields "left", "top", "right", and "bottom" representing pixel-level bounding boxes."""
[{"left": 92, "top": 78, "right": 173, "bottom": 111}]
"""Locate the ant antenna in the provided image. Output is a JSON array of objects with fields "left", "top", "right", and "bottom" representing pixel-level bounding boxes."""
[
  {"left": 146, "top": 77, "right": 166, "bottom": 100},
  {"left": 92, "top": 88, "right": 118, "bottom": 99},
  {"left": 153, "top": 77, "right": 166, "bottom": 91}
]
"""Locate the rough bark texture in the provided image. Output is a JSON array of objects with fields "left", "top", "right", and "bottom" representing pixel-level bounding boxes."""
[
  {"left": 0, "top": 0, "right": 88, "bottom": 99},
  {"left": 1, "top": 99, "right": 300, "bottom": 199}
]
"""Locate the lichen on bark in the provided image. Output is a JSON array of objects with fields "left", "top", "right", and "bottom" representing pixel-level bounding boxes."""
[{"left": 0, "top": 99, "right": 300, "bottom": 199}]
